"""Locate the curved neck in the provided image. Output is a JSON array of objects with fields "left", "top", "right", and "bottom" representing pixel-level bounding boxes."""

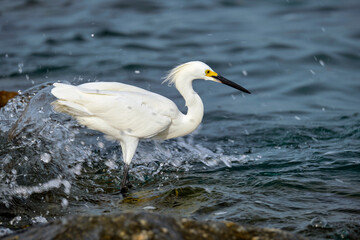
[
  {"left": 158, "top": 71, "right": 205, "bottom": 140},
  {"left": 175, "top": 74, "right": 204, "bottom": 126}
]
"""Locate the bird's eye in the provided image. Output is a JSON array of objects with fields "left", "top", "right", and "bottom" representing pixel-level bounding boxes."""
[{"left": 205, "top": 70, "right": 211, "bottom": 75}]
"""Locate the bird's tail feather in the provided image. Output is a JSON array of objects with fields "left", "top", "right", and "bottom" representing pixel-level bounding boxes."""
[
  {"left": 52, "top": 100, "right": 92, "bottom": 116},
  {"left": 51, "top": 83, "right": 92, "bottom": 116},
  {"left": 51, "top": 83, "right": 82, "bottom": 102}
]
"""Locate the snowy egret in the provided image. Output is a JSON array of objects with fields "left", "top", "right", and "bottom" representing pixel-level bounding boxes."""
[{"left": 51, "top": 61, "right": 250, "bottom": 192}]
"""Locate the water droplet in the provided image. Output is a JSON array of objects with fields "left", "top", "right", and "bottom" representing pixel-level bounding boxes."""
[
  {"left": 319, "top": 60, "right": 325, "bottom": 67},
  {"left": 97, "top": 141, "right": 105, "bottom": 148},
  {"left": 72, "top": 164, "right": 82, "bottom": 175},
  {"left": 134, "top": 70, "right": 141, "bottom": 74},
  {"left": 143, "top": 206, "right": 156, "bottom": 210},
  {"left": 9, "top": 216, "right": 21, "bottom": 225},
  {"left": 91, "top": 33, "right": 95, "bottom": 38},
  {"left": 61, "top": 198, "right": 69, "bottom": 208},
  {"left": 105, "top": 160, "right": 118, "bottom": 170},
  {"left": 63, "top": 180, "right": 71, "bottom": 195},
  {"left": 309, "top": 69, "right": 315, "bottom": 75},
  {"left": 31, "top": 216, "right": 47, "bottom": 224},
  {"left": 310, "top": 216, "right": 328, "bottom": 228},
  {"left": 241, "top": 70, "right": 248, "bottom": 76},
  {"left": 294, "top": 115, "right": 301, "bottom": 120},
  {"left": 18, "top": 63, "right": 24, "bottom": 74},
  {"left": 40, "top": 153, "right": 51, "bottom": 163}
]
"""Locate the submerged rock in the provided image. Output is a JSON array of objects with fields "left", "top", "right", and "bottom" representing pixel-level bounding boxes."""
[{"left": 3, "top": 212, "right": 306, "bottom": 240}]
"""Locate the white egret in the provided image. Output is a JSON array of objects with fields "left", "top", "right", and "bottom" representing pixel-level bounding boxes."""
[{"left": 51, "top": 61, "right": 250, "bottom": 192}]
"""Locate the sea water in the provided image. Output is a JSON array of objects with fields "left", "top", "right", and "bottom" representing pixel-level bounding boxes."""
[{"left": 0, "top": 1, "right": 359, "bottom": 239}]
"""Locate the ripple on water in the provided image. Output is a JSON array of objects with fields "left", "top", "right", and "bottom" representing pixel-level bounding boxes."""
[
  {"left": 94, "top": 29, "right": 151, "bottom": 38},
  {"left": 1, "top": 1, "right": 360, "bottom": 238}
]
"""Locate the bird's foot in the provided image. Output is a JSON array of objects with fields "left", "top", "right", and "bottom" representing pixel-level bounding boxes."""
[
  {"left": 120, "top": 182, "right": 132, "bottom": 194},
  {"left": 126, "top": 181, "right": 133, "bottom": 189},
  {"left": 120, "top": 186, "right": 129, "bottom": 194}
]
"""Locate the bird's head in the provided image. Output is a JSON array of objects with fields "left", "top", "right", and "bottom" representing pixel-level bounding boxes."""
[{"left": 163, "top": 61, "right": 251, "bottom": 94}]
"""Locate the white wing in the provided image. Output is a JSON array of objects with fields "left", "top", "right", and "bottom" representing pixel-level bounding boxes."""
[
  {"left": 51, "top": 82, "right": 180, "bottom": 139},
  {"left": 78, "top": 82, "right": 152, "bottom": 95}
]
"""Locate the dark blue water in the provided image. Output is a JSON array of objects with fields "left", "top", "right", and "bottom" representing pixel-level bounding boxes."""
[{"left": 1, "top": 0, "right": 360, "bottom": 239}]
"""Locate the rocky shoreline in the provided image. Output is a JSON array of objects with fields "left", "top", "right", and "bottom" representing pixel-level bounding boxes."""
[{"left": 3, "top": 212, "right": 306, "bottom": 240}]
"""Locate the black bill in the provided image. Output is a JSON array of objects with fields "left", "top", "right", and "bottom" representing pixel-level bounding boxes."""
[{"left": 214, "top": 75, "right": 251, "bottom": 94}]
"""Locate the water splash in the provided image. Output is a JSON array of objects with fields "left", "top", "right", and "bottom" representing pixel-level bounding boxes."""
[
  {"left": 30, "top": 216, "right": 47, "bottom": 224},
  {"left": 5, "top": 177, "right": 71, "bottom": 199},
  {"left": 0, "top": 83, "right": 245, "bottom": 209},
  {"left": 0, "top": 82, "right": 93, "bottom": 208}
]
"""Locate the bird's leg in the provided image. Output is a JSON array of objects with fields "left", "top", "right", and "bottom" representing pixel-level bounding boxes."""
[
  {"left": 119, "top": 137, "right": 139, "bottom": 193},
  {"left": 120, "top": 163, "right": 130, "bottom": 193}
]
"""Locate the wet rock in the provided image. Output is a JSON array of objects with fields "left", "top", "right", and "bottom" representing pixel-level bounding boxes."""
[
  {"left": 0, "top": 91, "right": 18, "bottom": 108},
  {"left": 3, "top": 212, "right": 306, "bottom": 240}
]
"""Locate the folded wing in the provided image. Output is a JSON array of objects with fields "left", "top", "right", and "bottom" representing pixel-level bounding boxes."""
[{"left": 51, "top": 82, "right": 180, "bottom": 139}]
